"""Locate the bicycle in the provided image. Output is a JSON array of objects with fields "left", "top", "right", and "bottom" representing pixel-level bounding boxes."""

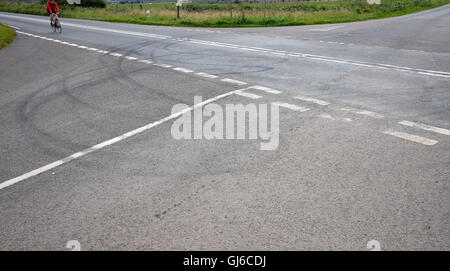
[{"left": 52, "top": 13, "right": 62, "bottom": 34}]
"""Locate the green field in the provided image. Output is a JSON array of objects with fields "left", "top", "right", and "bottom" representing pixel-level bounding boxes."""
[
  {"left": 0, "top": 23, "right": 15, "bottom": 49},
  {"left": 1, "top": 0, "right": 449, "bottom": 27}
]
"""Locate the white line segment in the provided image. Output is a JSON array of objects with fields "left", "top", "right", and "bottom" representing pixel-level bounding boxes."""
[
  {"left": 294, "top": 96, "right": 330, "bottom": 106},
  {"left": 0, "top": 88, "right": 246, "bottom": 190},
  {"left": 383, "top": 130, "right": 438, "bottom": 146},
  {"left": 399, "top": 121, "right": 450, "bottom": 136}
]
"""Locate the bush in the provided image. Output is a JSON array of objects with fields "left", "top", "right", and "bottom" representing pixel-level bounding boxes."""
[{"left": 80, "top": 0, "right": 106, "bottom": 8}]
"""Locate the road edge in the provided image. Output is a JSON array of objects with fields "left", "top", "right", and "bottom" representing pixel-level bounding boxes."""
[{"left": 0, "top": 23, "right": 16, "bottom": 50}]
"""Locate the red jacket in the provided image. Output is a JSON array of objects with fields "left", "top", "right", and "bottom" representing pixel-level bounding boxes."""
[{"left": 46, "top": 1, "right": 59, "bottom": 14}]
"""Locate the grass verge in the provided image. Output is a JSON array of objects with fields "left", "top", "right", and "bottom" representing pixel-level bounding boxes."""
[
  {"left": 0, "top": 0, "right": 449, "bottom": 27},
  {"left": 0, "top": 23, "right": 15, "bottom": 49}
]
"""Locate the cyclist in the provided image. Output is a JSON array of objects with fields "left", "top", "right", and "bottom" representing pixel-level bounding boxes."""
[{"left": 46, "top": 0, "right": 59, "bottom": 27}]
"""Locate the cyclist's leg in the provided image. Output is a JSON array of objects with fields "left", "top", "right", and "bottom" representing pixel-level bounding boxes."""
[{"left": 48, "top": 11, "right": 54, "bottom": 26}]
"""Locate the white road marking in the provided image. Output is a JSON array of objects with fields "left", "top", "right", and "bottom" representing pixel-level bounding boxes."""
[
  {"left": 10, "top": 22, "right": 449, "bottom": 79},
  {"left": 0, "top": 87, "right": 246, "bottom": 191},
  {"left": 68, "top": 43, "right": 78, "bottom": 47},
  {"left": 309, "top": 26, "right": 343, "bottom": 31},
  {"left": 250, "top": 85, "right": 282, "bottom": 94},
  {"left": 294, "top": 95, "right": 330, "bottom": 106},
  {"left": 220, "top": 78, "right": 247, "bottom": 85},
  {"left": 77, "top": 45, "right": 88, "bottom": 49},
  {"left": 399, "top": 121, "right": 450, "bottom": 136},
  {"left": 234, "top": 90, "right": 262, "bottom": 99},
  {"left": 154, "top": 63, "right": 172, "bottom": 68},
  {"left": 418, "top": 72, "right": 450, "bottom": 78},
  {"left": 173, "top": 67, "right": 193, "bottom": 73},
  {"left": 383, "top": 130, "right": 438, "bottom": 146},
  {"left": 340, "top": 107, "right": 384, "bottom": 119},
  {"left": 96, "top": 50, "right": 109, "bottom": 54},
  {"left": 273, "top": 102, "right": 309, "bottom": 112},
  {"left": 87, "top": 48, "right": 98, "bottom": 51},
  {"left": 195, "top": 72, "right": 218, "bottom": 79},
  {"left": 124, "top": 56, "right": 138, "bottom": 61},
  {"left": 109, "top": 53, "right": 123, "bottom": 57},
  {"left": 138, "top": 59, "right": 153, "bottom": 64},
  {"left": 319, "top": 114, "right": 335, "bottom": 120},
  {"left": 8, "top": 25, "right": 21, "bottom": 30}
]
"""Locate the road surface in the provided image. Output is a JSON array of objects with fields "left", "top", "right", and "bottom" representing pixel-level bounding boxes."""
[{"left": 0, "top": 5, "right": 449, "bottom": 250}]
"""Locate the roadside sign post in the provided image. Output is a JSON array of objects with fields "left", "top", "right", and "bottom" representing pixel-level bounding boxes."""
[{"left": 176, "top": 0, "right": 191, "bottom": 19}]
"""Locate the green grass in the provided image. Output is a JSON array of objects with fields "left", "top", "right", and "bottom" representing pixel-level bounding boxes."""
[
  {"left": 0, "top": 0, "right": 449, "bottom": 27},
  {"left": 0, "top": 23, "right": 16, "bottom": 49}
]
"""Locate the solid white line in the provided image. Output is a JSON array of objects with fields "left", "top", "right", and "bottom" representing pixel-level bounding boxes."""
[
  {"left": 340, "top": 107, "right": 384, "bottom": 118},
  {"left": 250, "top": 85, "right": 282, "bottom": 94},
  {"left": 273, "top": 102, "right": 309, "bottom": 112},
  {"left": 87, "top": 48, "right": 99, "bottom": 51},
  {"left": 399, "top": 121, "right": 450, "bottom": 136},
  {"left": 383, "top": 130, "right": 438, "bottom": 146},
  {"left": 195, "top": 72, "right": 218, "bottom": 79},
  {"left": 294, "top": 95, "right": 330, "bottom": 106},
  {"left": 9, "top": 20, "right": 448, "bottom": 78},
  {"left": 77, "top": 45, "right": 87, "bottom": 49},
  {"left": 221, "top": 78, "right": 247, "bottom": 85},
  {"left": 418, "top": 72, "right": 450, "bottom": 78},
  {"left": 109, "top": 53, "right": 123, "bottom": 57},
  {"left": 173, "top": 67, "right": 193, "bottom": 73},
  {"left": 234, "top": 90, "right": 261, "bottom": 99},
  {"left": 0, "top": 88, "right": 243, "bottom": 191}
]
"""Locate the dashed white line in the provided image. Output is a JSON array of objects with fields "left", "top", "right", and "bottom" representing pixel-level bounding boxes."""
[
  {"left": 221, "top": 78, "right": 247, "bottom": 85},
  {"left": 294, "top": 96, "right": 330, "bottom": 106},
  {"left": 399, "top": 121, "right": 450, "bottom": 136},
  {"left": 195, "top": 72, "right": 218, "bottom": 79},
  {"left": 173, "top": 67, "right": 193, "bottom": 73},
  {"left": 273, "top": 102, "right": 309, "bottom": 112},
  {"left": 383, "top": 130, "right": 438, "bottom": 146},
  {"left": 234, "top": 90, "right": 262, "bottom": 100},
  {"left": 125, "top": 56, "right": 138, "bottom": 61},
  {"left": 138, "top": 59, "right": 153, "bottom": 64},
  {"left": 109, "top": 53, "right": 123, "bottom": 57},
  {"left": 341, "top": 107, "right": 384, "bottom": 119},
  {"left": 154, "top": 63, "right": 172, "bottom": 68},
  {"left": 250, "top": 85, "right": 282, "bottom": 94},
  {"left": 11, "top": 23, "right": 449, "bottom": 79}
]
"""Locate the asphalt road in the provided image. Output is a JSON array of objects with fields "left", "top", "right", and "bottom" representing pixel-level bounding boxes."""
[{"left": 0, "top": 5, "right": 449, "bottom": 250}]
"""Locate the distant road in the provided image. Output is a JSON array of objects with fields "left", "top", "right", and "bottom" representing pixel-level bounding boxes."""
[{"left": 0, "top": 5, "right": 449, "bottom": 250}]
